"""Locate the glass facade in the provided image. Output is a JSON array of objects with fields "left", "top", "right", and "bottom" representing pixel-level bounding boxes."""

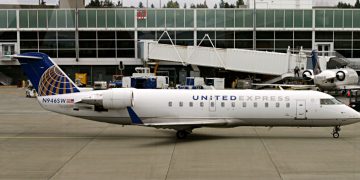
[{"left": 1, "top": 8, "right": 360, "bottom": 60}]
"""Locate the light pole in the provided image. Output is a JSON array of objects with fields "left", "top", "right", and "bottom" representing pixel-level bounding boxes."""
[
  {"left": 253, "top": 0, "right": 256, "bottom": 50},
  {"left": 75, "top": 0, "right": 79, "bottom": 62}
]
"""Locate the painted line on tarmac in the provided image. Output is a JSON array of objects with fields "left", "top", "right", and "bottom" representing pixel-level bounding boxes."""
[{"left": 0, "top": 136, "right": 95, "bottom": 139}]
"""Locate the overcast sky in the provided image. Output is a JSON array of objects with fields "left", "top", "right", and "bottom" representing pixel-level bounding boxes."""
[{"left": 0, "top": 0, "right": 357, "bottom": 7}]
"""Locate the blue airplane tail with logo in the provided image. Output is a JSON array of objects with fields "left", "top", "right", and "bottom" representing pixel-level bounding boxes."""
[{"left": 14, "top": 52, "right": 80, "bottom": 96}]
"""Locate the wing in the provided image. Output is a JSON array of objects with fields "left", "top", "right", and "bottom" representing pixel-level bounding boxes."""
[{"left": 126, "top": 107, "right": 241, "bottom": 130}]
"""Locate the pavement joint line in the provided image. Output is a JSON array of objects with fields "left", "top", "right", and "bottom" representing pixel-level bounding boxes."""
[
  {"left": 164, "top": 138, "right": 177, "bottom": 180},
  {"left": 254, "top": 127, "right": 283, "bottom": 180},
  {"left": 48, "top": 125, "right": 109, "bottom": 180}
]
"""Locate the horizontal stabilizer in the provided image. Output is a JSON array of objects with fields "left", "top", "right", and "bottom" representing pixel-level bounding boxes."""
[{"left": 7, "top": 55, "right": 43, "bottom": 60}]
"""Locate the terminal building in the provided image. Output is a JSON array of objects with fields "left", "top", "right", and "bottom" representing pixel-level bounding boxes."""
[{"left": 0, "top": 0, "right": 360, "bottom": 85}]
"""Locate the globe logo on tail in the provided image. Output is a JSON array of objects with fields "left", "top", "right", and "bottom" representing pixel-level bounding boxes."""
[{"left": 38, "top": 65, "right": 78, "bottom": 96}]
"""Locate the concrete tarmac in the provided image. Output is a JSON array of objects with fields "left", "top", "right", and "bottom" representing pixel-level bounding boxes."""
[{"left": 0, "top": 87, "right": 360, "bottom": 180}]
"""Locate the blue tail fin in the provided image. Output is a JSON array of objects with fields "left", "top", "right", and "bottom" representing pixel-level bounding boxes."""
[{"left": 15, "top": 52, "right": 80, "bottom": 96}]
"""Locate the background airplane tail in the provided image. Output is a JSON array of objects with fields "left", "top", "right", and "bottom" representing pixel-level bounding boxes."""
[
  {"left": 16, "top": 52, "right": 80, "bottom": 96},
  {"left": 311, "top": 49, "right": 321, "bottom": 75}
]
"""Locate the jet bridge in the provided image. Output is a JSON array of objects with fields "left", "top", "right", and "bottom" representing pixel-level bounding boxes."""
[
  {"left": 138, "top": 33, "right": 333, "bottom": 78},
  {"left": 139, "top": 42, "right": 308, "bottom": 77}
]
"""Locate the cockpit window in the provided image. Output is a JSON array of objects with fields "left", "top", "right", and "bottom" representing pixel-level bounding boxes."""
[{"left": 320, "top": 98, "right": 342, "bottom": 105}]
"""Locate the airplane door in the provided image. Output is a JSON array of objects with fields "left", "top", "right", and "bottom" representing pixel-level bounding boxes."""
[
  {"left": 296, "top": 100, "right": 307, "bottom": 120},
  {"left": 209, "top": 100, "right": 216, "bottom": 112}
]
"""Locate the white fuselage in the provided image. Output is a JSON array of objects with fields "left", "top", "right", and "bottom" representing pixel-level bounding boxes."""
[
  {"left": 37, "top": 89, "right": 360, "bottom": 128},
  {"left": 314, "top": 68, "right": 359, "bottom": 91}
]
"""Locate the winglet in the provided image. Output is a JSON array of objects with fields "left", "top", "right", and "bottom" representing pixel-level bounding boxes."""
[{"left": 127, "top": 107, "right": 143, "bottom": 125}]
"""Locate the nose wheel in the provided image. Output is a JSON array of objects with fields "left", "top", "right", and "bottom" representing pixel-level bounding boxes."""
[{"left": 332, "top": 126, "right": 341, "bottom": 138}]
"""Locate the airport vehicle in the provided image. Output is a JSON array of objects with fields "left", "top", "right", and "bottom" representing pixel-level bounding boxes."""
[
  {"left": 75, "top": 73, "right": 87, "bottom": 87},
  {"left": 122, "top": 67, "right": 169, "bottom": 89},
  {"left": 12, "top": 52, "right": 360, "bottom": 139},
  {"left": 349, "top": 91, "right": 360, "bottom": 111},
  {"left": 25, "top": 85, "right": 37, "bottom": 98},
  {"left": 93, "top": 81, "right": 107, "bottom": 90}
]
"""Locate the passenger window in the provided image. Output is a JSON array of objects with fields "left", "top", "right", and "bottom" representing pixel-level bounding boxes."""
[
  {"left": 221, "top": 102, "right": 225, "bottom": 107},
  {"left": 276, "top": 102, "right": 280, "bottom": 108},
  {"left": 189, "top": 102, "right": 193, "bottom": 107},
  {"left": 286, "top": 103, "right": 290, "bottom": 108},
  {"left": 265, "top": 102, "right": 268, "bottom": 108},
  {"left": 179, "top": 102, "right": 183, "bottom": 107},
  {"left": 200, "top": 102, "right": 204, "bottom": 107},
  {"left": 168, "top": 101, "right": 172, "bottom": 107},
  {"left": 231, "top": 102, "right": 235, "bottom": 107},
  {"left": 243, "top": 102, "right": 246, "bottom": 107},
  {"left": 254, "top": 102, "right": 257, "bottom": 108},
  {"left": 211, "top": 102, "right": 215, "bottom": 107}
]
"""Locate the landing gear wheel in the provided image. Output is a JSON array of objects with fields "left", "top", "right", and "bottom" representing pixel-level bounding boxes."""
[
  {"left": 176, "top": 130, "right": 188, "bottom": 139},
  {"left": 332, "top": 126, "right": 341, "bottom": 138}
]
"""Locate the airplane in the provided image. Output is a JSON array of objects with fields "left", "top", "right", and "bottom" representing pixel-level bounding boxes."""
[
  {"left": 302, "top": 50, "right": 360, "bottom": 92},
  {"left": 11, "top": 52, "right": 360, "bottom": 139}
]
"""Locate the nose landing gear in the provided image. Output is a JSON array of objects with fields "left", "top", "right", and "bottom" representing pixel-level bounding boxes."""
[
  {"left": 176, "top": 130, "right": 192, "bottom": 139},
  {"left": 332, "top": 126, "right": 341, "bottom": 138}
]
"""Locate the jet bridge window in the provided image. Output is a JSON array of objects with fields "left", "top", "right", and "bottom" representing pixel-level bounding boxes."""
[{"left": 320, "top": 98, "right": 342, "bottom": 105}]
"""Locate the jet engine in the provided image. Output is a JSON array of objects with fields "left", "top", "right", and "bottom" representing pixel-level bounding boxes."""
[
  {"left": 336, "top": 71, "right": 346, "bottom": 81},
  {"left": 302, "top": 70, "right": 313, "bottom": 81},
  {"left": 102, "top": 88, "right": 133, "bottom": 109}
]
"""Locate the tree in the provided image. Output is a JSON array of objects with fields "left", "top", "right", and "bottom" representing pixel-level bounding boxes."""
[
  {"left": 116, "top": 0, "right": 122, "bottom": 7},
  {"left": 166, "top": 0, "right": 180, "bottom": 8},
  {"left": 102, "top": 0, "right": 114, "bottom": 7},
  {"left": 151, "top": 3, "right": 155, "bottom": 8},
  {"left": 39, "top": 0, "right": 46, "bottom": 5},
  {"left": 86, "top": 0, "right": 101, "bottom": 8},
  {"left": 190, "top": 3, "right": 196, "bottom": 8},
  {"left": 195, "top": 0, "right": 208, "bottom": 8},
  {"left": 337, "top": 2, "right": 352, "bottom": 8},
  {"left": 355, "top": 0, "right": 360, "bottom": 8},
  {"left": 138, "top": 1, "right": 144, "bottom": 8},
  {"left": 183, "top": 3, "right": 187, "bottom": 9},
  {"left": 214, "top": 4, "right": 218, "bottom": 8},
  {"left": 219, "top": 0, "right": 225, "bottom": 8},
  {"left": 236, "top": 0, "right": 244, "bottom": 7}
]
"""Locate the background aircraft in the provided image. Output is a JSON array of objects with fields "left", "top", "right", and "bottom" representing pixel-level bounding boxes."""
[
  {"left": 11, "top": 52, "right": 360, "bottom": 139},
  {"left": 302, "top": 50, "right": 360, "bottom": 91}
]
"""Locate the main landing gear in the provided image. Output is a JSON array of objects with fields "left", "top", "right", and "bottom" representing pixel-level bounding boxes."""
[
  {"left": 176, "top": 130, "right": 192, "bottom": 139},
  {"left": 332, "top": 126, "right": 341, "bottom": 138}
]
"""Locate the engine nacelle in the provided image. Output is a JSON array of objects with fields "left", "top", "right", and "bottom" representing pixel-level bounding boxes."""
[
  {"left": 336, "top": 71, "right": 346, "bottom": 81},
  {"left": 103, "top": 89, "right": 133, "bottom": 109},
  {"left": 302, "top": 70, "right": 313, "bottom": 81}
]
